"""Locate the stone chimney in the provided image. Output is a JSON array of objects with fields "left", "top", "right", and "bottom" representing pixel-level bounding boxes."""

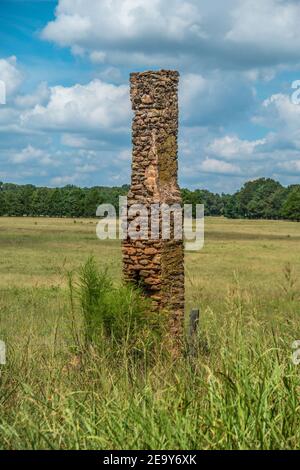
[{"left": 122, "top": 70, "right": 184, "bottom": 347}]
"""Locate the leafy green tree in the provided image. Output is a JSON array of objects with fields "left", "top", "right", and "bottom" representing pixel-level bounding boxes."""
[
  {"left": 84, "top": 188, "right": 104, "bottom": 217},
  {"left": 230, "top": 178, "right": 286, "bottom": 219},
  {"left": 281, "top": 186, "right": 300, "bottom": 221},
  {"left": 0, "top": 183, "right": 5, "bottom": 216},
  {"left": 0, "top": 178, "right": 298, "bottom": 222}
]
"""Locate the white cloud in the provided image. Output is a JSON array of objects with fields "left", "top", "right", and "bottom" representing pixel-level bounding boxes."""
[
  {"left": 61, "top": 133, "right": 90, "bottom": 148},
  {"left": 15, "top": 82, "right": 50, "bottom": 108},
  {"left": 200, "top": 158, "right": 241, "bottom": 175},
  {"left": 242, "top": 68, "right": 276, "bottom": 83},
  {"left": 97, "top": 67, "right": 122, "bottom": 83},
  {"left": 50, "top": 174, "right": 80, "bottom": 186},
  {"left": 253, "top": 92, "right": 300, "bottom": 152},
  {"left": 21, "top": 79, "right": 130, "bottom": 132},
  {"left": 227, "top": 0, "right": 300, "bottom": 56},
  {"left": 42, "top": 0, "right": 203, "bottom": 47},
  {"left": 75, "top": 163, "right": 97, "bottom": 174},
  {"left": 42, "top": 12, "right": 91, "bottom": 46},
  {"left": 277, "top": 160, "right": 300, "bottom": 174},
  {"left": 256, "top": 93, "right": 300, "bottom": 130},
  {"left": 89, "top": 51, "right": 106, "bottom": 64},
  {"left": 207, "top": 135, "right": 265, "bottom": 160},
  {"left": 117, "top": 149, "right": 131, "bottom": 161},
  {"left": 0, "top": 56, "right": 23, "bottom": 96},
  {"left": 2, "top": 21, "right": 300, "bottom": 193},
  {"left": 10, "top": 145, "right": 54, "bottom": 166},
  {"left": 41, "top": 0, "right": 300, "bottom": 70}
]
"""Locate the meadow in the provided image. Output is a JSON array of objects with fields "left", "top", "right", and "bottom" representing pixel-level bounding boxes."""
[{"left": 0, "top": 216, "right": 300, "bottom": 449}]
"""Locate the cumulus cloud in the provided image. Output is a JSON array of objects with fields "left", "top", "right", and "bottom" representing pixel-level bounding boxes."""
[
  {"left": 42, "top": 0, "right": 204, "bottom": 48},
  {"left": 0, "top": 63, "right": 134, "bottom": 188},
  {"left": 0, "top": 56, "right": 23, "bottom": 97},
  {"left": 207, "top": 135, "right": 266, "bottom": 160},
  {"left": 10, "top": 145, "right": 57, "bottom": 166},
  {"left": 48, "top": 146, "right": 131, "bottom": 187},
  {"left": 2, "top": 0, "right": 300, "bottom": 193},
  {"left": 61, "top": 133, "right": 90, "bottom": 148},
  {"left": 20, "top": 79, "right": 130, "bottom": 133},
  {"left": 16, "top": 71, "right": 253, "bottom": 140},
  {"left": 89, "top": 51, "right": 107, "bottom": 64},
  {"left": 200, "top": 158, "right": 241, "bottom": 175},
  {"left": 255, "top": 93, "right": 300, "bottom": 131},
  {"left": 15, "top": 82, "right": 50, "bottom": 109},
  {"left": 0, "top": 62, "right": 296, "bottom": 192},
  {"left": 41, "top": 0, "right": 300, "bottom": 70},
  {"left": 252, "top": 92, "right": 300, "bottom": 156},
  {"left": 50, "top": 174, "right": 80, "bottom": 186},
  {"left": 227, "top": 0, "right": 300, "bottom": 63},
  {"left": 278, "top": 160, "right": 300, "bottom": 174}
]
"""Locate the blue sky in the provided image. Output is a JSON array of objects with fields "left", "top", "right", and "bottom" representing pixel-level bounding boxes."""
[{"left": 1, "top": 0, "right": 300, "bottom": 193}]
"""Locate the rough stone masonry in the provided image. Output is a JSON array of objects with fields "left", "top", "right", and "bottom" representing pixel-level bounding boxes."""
[{"left": 122, "top": 70, "right": 185, "bottom": 345}]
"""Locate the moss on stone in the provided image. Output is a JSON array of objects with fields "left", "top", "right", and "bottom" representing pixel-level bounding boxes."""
[{"left": 158, "top": 135, "right": 177, "bottom": 185}]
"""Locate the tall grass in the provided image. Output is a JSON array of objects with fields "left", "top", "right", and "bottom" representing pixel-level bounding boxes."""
[{"left": 0, "top": 258, "right": 299, "bottom": 449}]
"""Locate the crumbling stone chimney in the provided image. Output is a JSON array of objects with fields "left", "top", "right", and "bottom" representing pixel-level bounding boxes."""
[{"left": 122, "top": 70, "right": 184, "bottom": 347}]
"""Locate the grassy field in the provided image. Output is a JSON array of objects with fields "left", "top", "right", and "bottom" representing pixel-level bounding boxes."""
[{"left": 0, "top": 216, "right": 300, "bottom": 449}]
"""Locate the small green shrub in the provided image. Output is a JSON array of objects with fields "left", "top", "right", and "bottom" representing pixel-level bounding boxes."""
[
  {"left": 75, "top": 257, "right": 163, "bottom": 354},
  {"left": 77, "top": 258, "right": 112, "bottom": 344}
]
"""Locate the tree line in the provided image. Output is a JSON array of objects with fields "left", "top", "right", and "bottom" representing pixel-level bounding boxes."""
[{"left": 0, "top": 178, "right": 299, "bottom": 221}]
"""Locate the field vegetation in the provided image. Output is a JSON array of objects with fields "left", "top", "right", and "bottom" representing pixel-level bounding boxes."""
[
  {"left": 1, "top": 177, "right": 300, "bottom": 220},
  {"left": 0, "top": 216, "right": 300, "bottom": 449}
]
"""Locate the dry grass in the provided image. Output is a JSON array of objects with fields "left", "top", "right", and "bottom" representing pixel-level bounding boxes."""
[{"left": 0, "top": 216, "right": 300, "bottom": 449}]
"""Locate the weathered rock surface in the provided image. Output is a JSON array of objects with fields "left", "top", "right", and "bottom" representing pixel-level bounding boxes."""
[{"left": 122, "top": 70, "right": 185, "bottom": 348}]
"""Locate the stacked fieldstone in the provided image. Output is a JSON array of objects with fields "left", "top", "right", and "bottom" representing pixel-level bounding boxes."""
[{"left": 122, "top": 70, "right": 184, "bottom": 346}]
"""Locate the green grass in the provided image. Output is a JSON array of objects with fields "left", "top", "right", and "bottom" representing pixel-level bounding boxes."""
[{"left": 0, "top": 216, "right": 300, "bottom": 449}]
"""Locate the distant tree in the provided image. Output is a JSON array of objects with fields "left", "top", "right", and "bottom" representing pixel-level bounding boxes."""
[
  {"left": 30, "top": 188, "right": 50, "bottom": 216},
  {"left": 181, "top": 188, "right": 224, "bottom": 217},
  {"left": 21, "top": 185, "right": 35, "bottom": 215},
  {"left": 281, "top": 186, "right": 300, "bottom": 221},
  {"left": 0, "top": 183, "right": 4, "bottom": 216},
  {"left": 83, "top": 188, "right": 104, "bottom": 217},
  {"left": 0, "top": 179, "right": 298, "bottom": 222},
  {"left": 63, "top": 186, "right": 85, "bottom": 217},
  {"left": 230, "top": 178, "right": 286, "bottom": 220},
  {"left": 3, "top": 190, "right": 23, "bottom": 216},
  {"left": 222, "top": 194, "right": 240, "bottom": 219}
]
